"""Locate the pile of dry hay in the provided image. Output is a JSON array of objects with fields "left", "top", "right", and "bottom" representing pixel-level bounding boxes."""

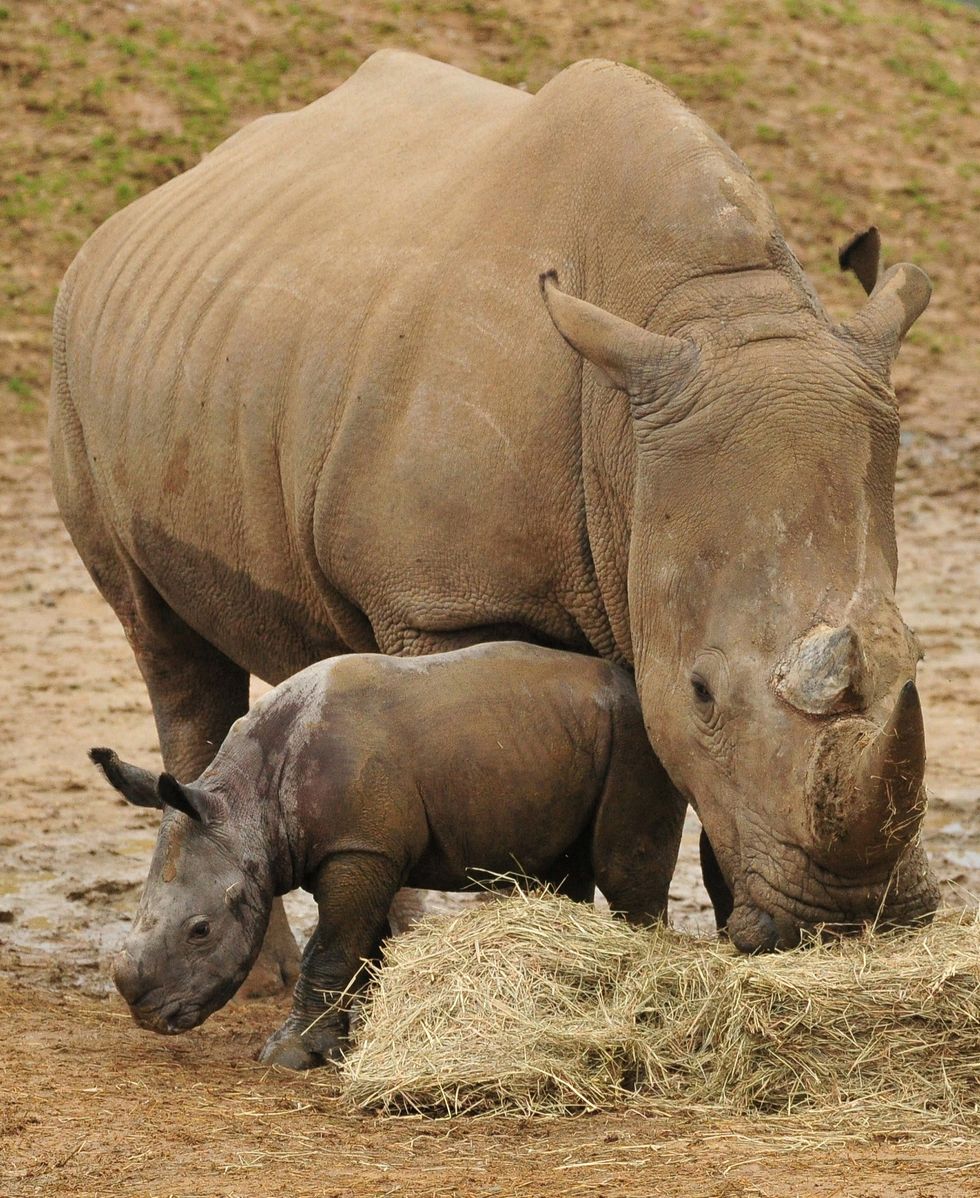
[{"left": 341, "top": 892, "right": 980, "bottom": 1127}]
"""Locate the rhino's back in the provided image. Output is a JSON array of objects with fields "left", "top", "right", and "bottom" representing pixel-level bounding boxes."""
[
  {"left": 55, "top": 52, "right": 538, "bottom": 674},
  {"left": 59, "top": 49, "right": 531, "bottom": 522},
  {"left": 54, "top": 53, "right": 795, "bottom": 678}
]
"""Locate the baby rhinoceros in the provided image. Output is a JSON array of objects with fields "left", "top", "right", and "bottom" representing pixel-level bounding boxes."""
[{"left": 91, "top": 643, "right": 685, "bottom": 1069}]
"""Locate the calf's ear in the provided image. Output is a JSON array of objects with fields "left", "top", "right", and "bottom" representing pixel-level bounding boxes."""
[
  {"left": 89, "top": 747, "right": 162, "bottom": 810},
  {"left": 157, "top": 773, "right": 225, "bottom": 825}
]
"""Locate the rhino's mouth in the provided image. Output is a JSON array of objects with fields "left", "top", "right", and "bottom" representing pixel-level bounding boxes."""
[
  {"left": 130, "top": 999, "right": 205, "bottom": 1035},
  {"left": 725, "top": 840, "right": 940, "bottom": 952}
]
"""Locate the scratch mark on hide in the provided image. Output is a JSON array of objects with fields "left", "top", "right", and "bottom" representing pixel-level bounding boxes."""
[
  {"left": 162, "top": 821, "right": 187, "bottom": 883},
  {"left": 201, "top": 271, "right": 306, "bottom": 305},
  {"left": 454, "top": 399, "right": 522, "bottom": 474}
]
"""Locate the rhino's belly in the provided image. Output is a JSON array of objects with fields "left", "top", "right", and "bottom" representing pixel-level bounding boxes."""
[{"left": 128, "top": 518, "right": 374, "bottom": 685}]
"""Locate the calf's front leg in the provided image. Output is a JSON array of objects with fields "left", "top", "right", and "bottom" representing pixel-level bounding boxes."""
[{"left": 259, "top": 853, "right": 401, "bottom": 1070}]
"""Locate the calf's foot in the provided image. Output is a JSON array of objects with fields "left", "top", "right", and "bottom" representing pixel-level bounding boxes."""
[{"left": 259, "top": 1015, "right": 344, "bottom": 1071}]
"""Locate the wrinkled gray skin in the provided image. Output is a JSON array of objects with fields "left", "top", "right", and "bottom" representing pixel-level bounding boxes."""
[
  {"left": 53, "top": 52, "right": 939, "bottom": 960},
  {"left": 93, "top": 644, "right": 685, "bottom": 1069}
]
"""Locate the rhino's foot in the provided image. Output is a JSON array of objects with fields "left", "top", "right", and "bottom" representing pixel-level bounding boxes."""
[
  {"left": 235, "top": 899, "right": 301, "bottom": 1000},
  {"left": 259, "top": 1019, "right": 343, "bottom": 1071}
]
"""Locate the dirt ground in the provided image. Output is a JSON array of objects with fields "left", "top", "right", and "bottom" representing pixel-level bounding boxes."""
[
  {"left": 6, "top": 980, "right": 980, "bottom": 1198},
  {"left": 2, "top": 1, "right": 979, "bottom": 1194}
]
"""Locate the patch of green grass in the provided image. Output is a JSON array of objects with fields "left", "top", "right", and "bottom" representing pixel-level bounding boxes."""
[
  {"left": 680, "top": 27, "right": 732, "bottom": 49},
  {"left": 109, "top": 35, "right": 152, "bottom": 63},
  {"left": 895, "top": 15, "right": 936, "bottom": 38},
  {"left": 755, "top": 123, "right": 787, "bottom": 145},
  {"left": 5, "top": 375, "right": 41, "bottom": 415},
  {"left": 53, "top": 19, "right": 92, "bottom": 43},
  {"left": 922, "top": 0, "right": 979, "bottom": 18},
  {"left": 241, "top": 51, "right": 293, "bottom": 105},
  {"left": 885, "top": 53, "right": 967, "bottom": 101},
  {"left": 784, "top": 0, "right": 862, "bottom": 23},
  {"left": 905, "top": 328, "right": 947, "bottom": 356},
  {"left": 114, "top": 181, "right": 139, "bottom": 207},
  {"left": 0, "top": 169, "right": 71, "bottom": 223},
  {"left": 819, "top": 191, "right": 847, "bottom": 220},
  {"left": 649, "top": 63, "right": 747, "bottom": 103},
  {"left": 899, "top": 178, "right": 939, "bottom": 215}
]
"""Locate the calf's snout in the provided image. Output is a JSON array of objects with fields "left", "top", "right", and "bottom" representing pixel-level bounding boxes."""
[{"left": 111, "top": 948, "right": 146, "bottom": 1007}]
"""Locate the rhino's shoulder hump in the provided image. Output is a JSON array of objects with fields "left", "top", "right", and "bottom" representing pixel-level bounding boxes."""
[{"left": 323, "top": 47, "right": 524, "bottom": 110}]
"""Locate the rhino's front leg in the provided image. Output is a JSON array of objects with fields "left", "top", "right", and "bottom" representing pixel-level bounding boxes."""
[
  {"left": 260, "top": 853, "right": 400, "bottom": 1070},
  {"left": 699, "top": 826, "right": 735, "bottom": 931}
]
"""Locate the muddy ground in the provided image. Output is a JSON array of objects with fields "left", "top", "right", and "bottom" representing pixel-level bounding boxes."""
[{"left": 2, "top": 0, "right": 980, "bottom": 1194}]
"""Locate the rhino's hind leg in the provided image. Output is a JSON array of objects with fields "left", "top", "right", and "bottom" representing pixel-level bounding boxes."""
[{"left": 51, "top": 395, "right": 299, "bottom": 992}]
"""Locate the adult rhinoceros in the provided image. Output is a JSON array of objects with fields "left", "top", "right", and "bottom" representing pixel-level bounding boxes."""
[{"left": 51, "top": 50, "right": 938, "bottom": 970}]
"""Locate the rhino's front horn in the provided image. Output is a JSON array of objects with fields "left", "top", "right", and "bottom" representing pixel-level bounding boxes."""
[
  {"left": 774, "top": 624, "right": 870, "bottom": 715},
  {"left": 854, "top": 680, "right": 927, "bottom": 842}
]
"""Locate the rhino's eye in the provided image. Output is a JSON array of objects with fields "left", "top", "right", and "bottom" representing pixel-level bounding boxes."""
[
  {"left": 189, "top": 919, "right": 211, "bottom": 941},
  {"left": 691, "top": 675, "right": 714, "bottom": 707}
]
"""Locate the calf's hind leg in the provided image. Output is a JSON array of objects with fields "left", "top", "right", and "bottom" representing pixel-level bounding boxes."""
[{"left": 260, "top": 853, "right": 402, "bottom": 1070}]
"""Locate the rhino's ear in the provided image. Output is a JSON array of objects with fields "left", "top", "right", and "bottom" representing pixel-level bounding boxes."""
[
  {"left": 837, "top": 262, "right": 931, "bottom": 375},
  {"left": 539, "top": 272, "right": 699, "bottom": 410},
  {"left": 157, "top": 773, "right": 224, "bottom": 824},
  {"left": 838, "top": 226, "right": 881, "bottom": 296},
  {"left": 89, "top": 747, "right": 163, "bottom": 810}
]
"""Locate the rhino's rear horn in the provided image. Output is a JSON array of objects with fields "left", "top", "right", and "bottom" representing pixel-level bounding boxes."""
[
  {"left": 89, "top": 747, "right": 163, "bottom": 810},
  {"left": 774, "top": 624, "right": 870, "bottom": 715}
]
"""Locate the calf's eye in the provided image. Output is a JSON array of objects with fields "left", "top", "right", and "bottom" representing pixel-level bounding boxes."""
[
  {"left": 691, "top": 676, "right": 714, "bottom": 707},
  {"left": 189, "top": 919, "right": 211, "bottom": 941}
]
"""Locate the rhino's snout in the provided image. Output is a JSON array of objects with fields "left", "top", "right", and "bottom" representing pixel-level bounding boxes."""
[
  {"left": 725, "top": 904, "right": 782, "bottom": 953},
  {"left": 111, "top": 948, "right": 146, "bottom": 1007},
  {"left": 113, "top": 952, "right": 188, "bottom": 1033}
]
